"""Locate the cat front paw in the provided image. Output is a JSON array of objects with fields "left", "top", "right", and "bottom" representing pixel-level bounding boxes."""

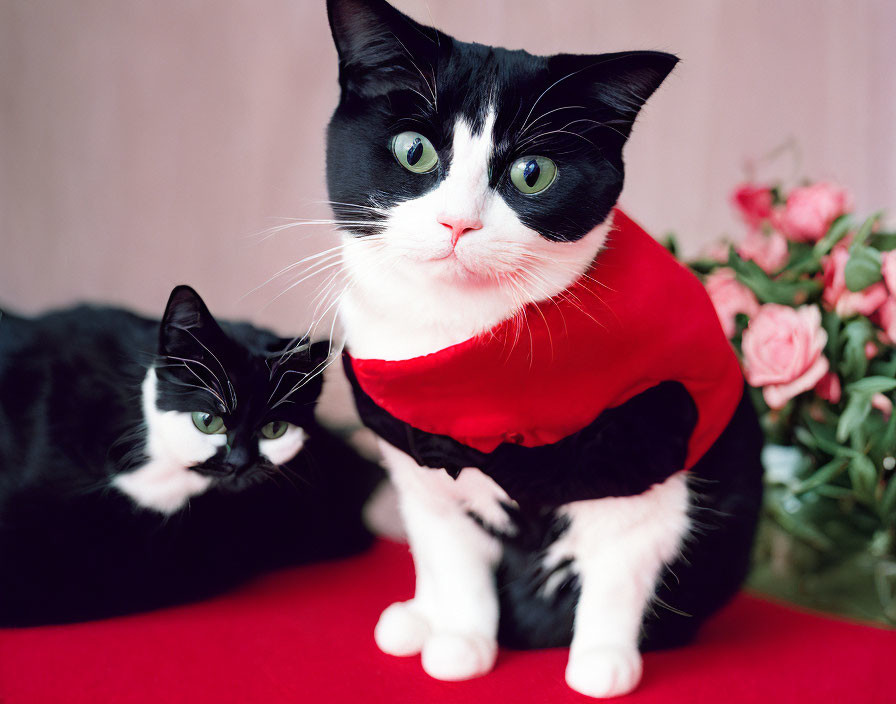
[
  {"left": 374, "top": 601, "right": 431, "bottom": 656},
  {"left": 565, "top": 646, "right": 643, "bottom": 698},
  {"left": 421, "top": 632, "right": 497, "bottom": 681}
]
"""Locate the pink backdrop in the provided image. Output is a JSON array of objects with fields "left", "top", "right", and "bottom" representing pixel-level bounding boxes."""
[{"left": 2, "top": 0, "right": 895, "bottom": 333}]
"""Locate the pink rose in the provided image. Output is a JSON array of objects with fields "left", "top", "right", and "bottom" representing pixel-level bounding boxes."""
[
  {"left": 731, "top": 184, "right": 774, "bottom": 227},
  {"left": 736, "top": 228, "right": 789, "bottom": 274},
  {"left": 778, "top": 182, "right": 852, "bottom": 243},
  {"left": 877, "top": 297, "right": 896, "bottom": 343},
  {"left": 872, "top": 393, "right": 893, "bottom": 420},
  {"left": 881, "top": 250, "right": 896, "bottom": 294},
  {"left": 865, "top": 341, "right": 878, "bottom": 360},
  {"left": 742, "top": 304, "right": 829, "bottom": 409},
  {"left": 814, "top": 371, "right": 841, "bottom": 404},
  {"left": 704, "top": 268, "right": 760, "bottom": 338},
  {"left": 822, "top": 244, "right": 889, "bottom": 317}
]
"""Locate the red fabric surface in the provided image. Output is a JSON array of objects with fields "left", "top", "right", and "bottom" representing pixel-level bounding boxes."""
[
  {"left": 349, "top": 209, "right": 744, "bottom": 468},
  {"left": 1, "top": 539, "right": 892, "bottom": 704}
]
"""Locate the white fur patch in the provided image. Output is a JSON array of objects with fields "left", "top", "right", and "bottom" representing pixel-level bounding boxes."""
[
  {"left": 559, "top": 474, "right": 691, "bottom": 697},
  {"left": 381, "top": 439, "right": 518, "bottom": 536},
  {"left": 259, "top": 425, "right": 306, "bottom": 465},
  {"left": 113, "top": 369, "right": 221, "bottom": 514},
  {"left": 340, "top": 111, "right": 610, "bottom": 361},
  {"left": 374, "top": 441, "right": 502, "bottom": 680}
]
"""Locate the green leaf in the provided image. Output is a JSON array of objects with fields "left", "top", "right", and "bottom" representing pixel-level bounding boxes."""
[
  {"left": 813, "top": 214, "right": 853, "bottom": 257},
  {"left": 794, "top": 426, "right": 818, "bottom": 450},
  {"left": 822, "top": 311, "right": 842, "bottom": 367},
  {"left": 803, "top": 413, "right": 858, "bottom": 457},
  {"left": 728, "top": 250, "right": 823, "bottom": 305},
  {"left": 880, "top": 479, "right": 896, "bottom": 525},
  {"left": 844, "top": 245, "right": 882, "bottom": 292},
  {"left": 837, "top": 394, "right": 872, "bottom": 443},
  {"left": 689, "top": 259, "right": 722, "bottom": 275},
  {"left": 852, "top": 211, "right": 884, "bottom": 248},
  {"left": 782, "top": 242, "right": 822, "bottom": 278},
  {"left": 869, "top": 232, "right": 896, "bottom": 252},
  {"left": 870, "top": 357, "right": 896, "bottom": 379},
  {"left": 768, "top": 499, "right": 835, "bottom": 551},
  {"left": 794, "top": 457, "right": 849, "bottom": 494},
  {"left": 813, "top": 485, "right": 855, "bottom": 500},
  {"left": 880, "top": 405, "right": 896, "bottom": 456},
  {"left": 840, "top": 319, "right": 873, "bottom": 381},
  {"left": 846, "top": 377, "right": 896, "bottom": 394},
  {"left": 848, "top": 454, "right": 878, "bottom": 501},
  {"left": 662, "top": 234, "right": 679, "bottom": 257}
]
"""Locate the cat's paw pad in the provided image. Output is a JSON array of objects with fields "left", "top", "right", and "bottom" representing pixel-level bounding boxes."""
[
  {"left": 374, "top": 601, "right": 431, "bottom": 656},
  {"left": 565, "top": 646, "right": 642, "bottom": 698},
  {"left": 421, "top": 632, "right": 497, "bottom": 681}
]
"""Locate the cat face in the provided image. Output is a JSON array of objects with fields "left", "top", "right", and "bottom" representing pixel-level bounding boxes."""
[
  {"left": 325, "top": 0, "right": 676, "bottom": 350},
  {"left": 113, "top": 286, "right": 330, "bottom": 514}
]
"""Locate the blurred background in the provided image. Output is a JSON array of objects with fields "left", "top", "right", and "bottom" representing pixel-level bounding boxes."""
[{"left": 2, "top": 0, "right": 894, "bottom": 329}]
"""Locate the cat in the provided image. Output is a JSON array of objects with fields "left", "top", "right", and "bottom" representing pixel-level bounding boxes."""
[
  {"left": 0, "top": 285, "right": 380, "bottom": 626},
  {"left": 323, "top": 0, "right": 764, "bottom": 698}
]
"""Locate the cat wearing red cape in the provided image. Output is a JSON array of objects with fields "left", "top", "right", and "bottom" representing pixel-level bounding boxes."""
[{"left": 324, "top": 0, "right": 763, "bottom": 696}]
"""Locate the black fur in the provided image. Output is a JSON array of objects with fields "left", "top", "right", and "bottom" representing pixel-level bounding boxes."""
[
  {"left": 326, "top": 0, "right": 677, "bottom": 241},
  {"left": 496, "top": 389, "right": 764, "bottom": 651},
  {"left": 0, "top": 288, "right": 381, "bottom": 626}
]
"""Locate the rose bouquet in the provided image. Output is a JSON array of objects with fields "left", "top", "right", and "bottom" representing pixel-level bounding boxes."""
[{"left": 675, "top": 181, "right": 896, "bottom": 624}]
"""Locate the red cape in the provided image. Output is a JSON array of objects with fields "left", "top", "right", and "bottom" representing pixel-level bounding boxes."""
[{"left": 348, "top": 210, "right": 743, "bottom": 469}]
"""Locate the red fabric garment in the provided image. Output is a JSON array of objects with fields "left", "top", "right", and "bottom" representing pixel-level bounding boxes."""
[
  {"left": 349, "top": 209, "right": 743, "bottom": 468},
  {"left": 1, "top": 539, "right": 893, "bottom": 704}
]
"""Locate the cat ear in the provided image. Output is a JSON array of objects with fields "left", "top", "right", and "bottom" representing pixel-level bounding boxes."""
[
  {"left": 547, "top": 50, "right": 678, "bottom": 143},
  {"left": 159, "top": 285, "right": 227, "bottom": 359},
  {"left": 327, "top": 0, "right": 440, "bottom": 97}
]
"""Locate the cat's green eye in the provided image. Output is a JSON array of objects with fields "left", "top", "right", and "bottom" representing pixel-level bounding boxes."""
[
  {"left": 509, "top": 156, "right": 557, "bottom": 195},
  {"left": 260, "top": 421, "right": 290, "bottom": 440},
  {"left": 391, "top": 131, "right": 439, "bottom": 173},
  {"left": 191, "top": 411, "right": 226, "bottom": 435}
]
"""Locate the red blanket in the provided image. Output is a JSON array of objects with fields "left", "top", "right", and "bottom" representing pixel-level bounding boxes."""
[{"left": 1, "top": 539, "right": 893, "bottom": 704}]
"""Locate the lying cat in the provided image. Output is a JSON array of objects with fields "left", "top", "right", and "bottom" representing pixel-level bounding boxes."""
[
  {"left": 324, "top": 0, "right": 763, "bottom": 697},
  {"left": 0, "top": 285, "right": 380, "bottom": 626}
]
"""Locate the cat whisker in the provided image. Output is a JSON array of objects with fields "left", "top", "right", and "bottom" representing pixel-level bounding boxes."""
[
  {"left": 259, "top": 259, "right": 347, "bottom": 312},
  {"left": 517, "top": 104, "right": 586, "bottom": 140},
  {"left": 168, "top": 327, "right": 237, "bottom": 410},
  {"left": 240, "top": 247, "right": 347, "bottom": 302},
  {"left": 518, "top": 64, "right": 594, "bottom": 137},
  {"left": 158, "top": 357, "right": 230, "bottom": 411}
]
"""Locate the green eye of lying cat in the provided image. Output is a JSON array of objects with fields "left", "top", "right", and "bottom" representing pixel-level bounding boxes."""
[
  {"left": 191, "top": 411, "right": 226, "bottom": 435},
  {"left": 260, "top": 420, "right": 289, "bottom": 440},
  {"left": 510, "top": 156, "right": 557, "bottom": 194},
  {"left": 391, "top": 131, "right": 439, "bottom": 173}
]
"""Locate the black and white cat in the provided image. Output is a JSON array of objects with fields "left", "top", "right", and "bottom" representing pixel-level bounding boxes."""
[
  {"left": 324, "top": 0, "right": 763, "bottom": 698},
  {"left": 0, "top": 286, "right": 379, "bottom": 626}
]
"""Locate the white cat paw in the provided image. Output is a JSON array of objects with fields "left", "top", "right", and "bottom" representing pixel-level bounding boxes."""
[
  {"left": 565, "top": 646, "right": 643, "bottom": 698},
  {"left": 421, "top": 632, "right": 497, "bottom": 681},
  {"left": 374, "top": 601, "right": 431, "bottom": 656}
]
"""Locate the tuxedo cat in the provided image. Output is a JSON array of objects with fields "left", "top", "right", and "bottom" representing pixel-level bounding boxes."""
[
  {"left": 324, "top": 0, "right": 763, "bottom": 698},
  {"left": 0, "top": 286, "right": 379, "bottom": 626}
]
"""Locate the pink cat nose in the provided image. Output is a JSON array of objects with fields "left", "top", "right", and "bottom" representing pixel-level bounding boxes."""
[{"left": 438, "top": 215, "right": 483, "bottom": 245}]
